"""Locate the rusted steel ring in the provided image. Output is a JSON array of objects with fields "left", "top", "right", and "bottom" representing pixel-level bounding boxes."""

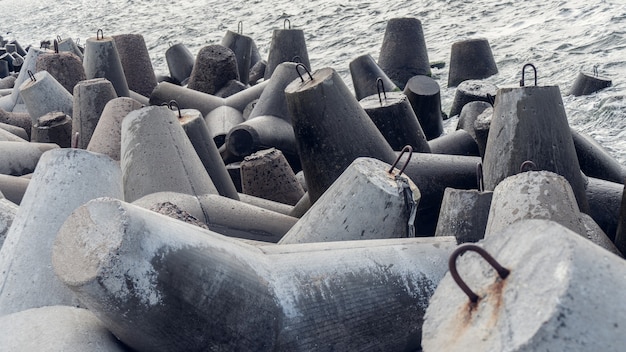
[
  {"left": 284, "top": 18, "right": 291, "bottom": 29},
  {"left": 27, "top": 70, "right": 36, "bottom": 82},
  {"left": 519, "top": 160, "right": 537, "bottom": 173},
  {"left": 388, "top": 145, "right": 413, "bottom": 175},
  {"left": 520, "top": 63, "right": 537, "bottom": 87},
  {"left": 448, "top": 244, "right": 510, "bottom": 303},
  {"left": 168, "top": 100, "right": 182, "bottom": 119},
  {"left": 96, "top": 29, "right": 104, "bottom": 41},
  {"left": 295, "top": 63, "right": 313, "bottom": 82},
  {"left": 292, "top": 55, "right": 302, "bottom": 64},
  {"left": 376, "top": 77, "right": 387, "bottom": 106}
]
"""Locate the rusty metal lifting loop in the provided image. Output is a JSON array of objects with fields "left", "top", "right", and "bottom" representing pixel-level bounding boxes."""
[
  {"left": 27, "top": 70, "right": 36, "bottom": 82},
  {"left": 520, "top": 63, "right": 537, "bottom": 87},
  {"left": 593, "top": 64, "right": 599, "bottom": 77},
  {"left": 295, "top": 63, "right": 313, "bottom": 82},
  {"left": 71, "top": 132, "right": 80, "bottom": 149},
  {"left": 56, "top": 35, "right": 62, "bottom": 42},
  {"left": 376, "top": 77, "right": 387, "bottom": 106},
  {"left": 168, "top": 100, "right": 182, "bottom": 119},
  {"left": 284, "top": 19, "right": 291, "bottom": 29},
  {"left": 449, "top": 244, "right": 510, "bottom": 303},
  {"left": 96, "top": 29, "right": 104, "bottom": 41},
  {"left": 76, "top": 38, "right": 81, "bottom": 46},
  {"left": 476, "top": 163, "right": 484, "bottom": 192},
  {"left": 238, "top": 21, "right": 243, "bottom": 34},
  {"left": 292, "top": 55, "right": 302, "bottom": 64},
  {"left": 519, "top": 160, "right": 537, "bottom": 173},
  {"left": 53, "top": 39, "right": 59, "bottom": 54},
  {"left": 388, "top": 145, "right": 413, "bottom": 176}
]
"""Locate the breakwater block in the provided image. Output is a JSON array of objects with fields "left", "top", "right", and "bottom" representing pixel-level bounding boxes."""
[
  {"left": 422, "top": 219, "right": 626, "bottom": 351},
  {"left": 53, "top": 197, "right": 455, "bottom": 351}
]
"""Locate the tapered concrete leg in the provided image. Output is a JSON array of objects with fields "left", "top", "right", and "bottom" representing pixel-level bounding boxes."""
[
  {"left": 0, "top": 174, "right": 29, "bottom": 204},
  {"left": 0, "top": 149, "right": 123, "bottom": 316},
  {"left": 83, "top": 34, "right": 130, "bottom": 97},
  {"left": 72, "top": 78, "right": 118, "bottom": 149},
  {"left": 32, "top": 112, "right": 72, "bottom": 147},
  {"left": 0, "top": 108, "right": 32, "bottom": 139},
  {"left": 0, "top": 306, "right": 127, "bottom": 351},
  {"left": 264, "top": 28, "right": 311, "bottom": 79},
  {"left": 0, "top": 141, "right": 59, "bottom": 176},
  {"left": 53, "top": 197, "right": 455, "bottom": 351},
  {"left": 349, "top": 53, "right": 399, "bottom": 101},
  {"left": 19, "top": 70, "right": 73, "bottom": 123},
  {"left": 434, "top": 188, "right": 492, "bottom": 243},
  {"left": 35, "top": 51, "right": 86, "bottom": 93},
  {"left": 113, "top": 34, "right": 158, "bottom": 97},
  {"left": 0, "top": 197, "right": 18, "bottom": 249}
]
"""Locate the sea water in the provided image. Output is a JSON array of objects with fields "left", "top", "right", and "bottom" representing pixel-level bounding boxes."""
[{"left": 2, "top": 0, "right": 625, "bottom": 163}]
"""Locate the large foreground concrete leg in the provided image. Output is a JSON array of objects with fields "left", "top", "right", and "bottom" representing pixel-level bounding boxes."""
[{"left": 53, "top": 197, "right": 455, "bottom": 351}]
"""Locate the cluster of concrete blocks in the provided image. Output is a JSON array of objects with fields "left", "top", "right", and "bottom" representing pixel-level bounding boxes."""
[{"left": 0, "top": 17, "right": 624, "bottom": 351}]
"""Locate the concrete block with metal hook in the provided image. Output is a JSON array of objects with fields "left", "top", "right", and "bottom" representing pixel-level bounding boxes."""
[
  {"left": 349, "top": 53, "right": 399, "bottom": 101},
  {"left": 52, "top": 197, "right": 455, "bottom": 351},
  {"left": 264, "top": 19, "right": 311, "bottom": 80},
  {"left": 221, "top": 23, "right": 252, "bottom": 86},
  {"left": 423, "top": 219, "right": 626, "bottom": 351},
  {"left": 83, "top": 30, "right": 130, "bottom": 97},
  {"left": 279, "top": 152, "right": 420, "bottom": 244},
  {"left": 448, "top": 79, "right": 497, "bottom": 117},
  {"left": 19, "top": 70, "right": 73, "bottom": 124},
  {"left": 35, "top": 50, "right": 86, "bottom": 94}
]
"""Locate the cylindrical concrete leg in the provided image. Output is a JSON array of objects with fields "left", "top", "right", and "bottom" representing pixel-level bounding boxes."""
[
  {"left": 279, "top": 157, "right": 420, "bottom": 243},
  {"left": 472, "top": 105, "right": 493, "bottom": 158},
  {"left": 360, "top": 91, "right": 430, "bottom": 152},
  {"left": 403, "top": 75, "right": 444, "bottom": 140},
  {"left": 0, "top": 108, "right": 32, "bottom": 139},
  {"left": 586, "top": 177, "right": 623, "bottom": 241},
  {"left": 121, "top": 105, "right": 218, "bottom": 202},
  {"left": 9, "top": 47, "right": 51, "bottom": 107},
  {"left": 434, "top": 188, "right": 493, "bottom": 243},
  {"left": 19, "top": 70, "right": 73, "bottom": 123},
  {"left": 571, "top": 128, "right": 626, "bottom": 184},
  {"left": 248, "top": 59, "right": 267, "bottom": 85},
  {"left": 83, "top": 34, "right": 130, "bottom": 97},
  {"left": 570, "top": 70, "right": 612, "bottom": 96},
  {"left": 428, "top": 129, "right": 480, "bottom": 156},
  {"left": 221, "top": 30, "right": 252, "bottom": 86},
  {"left": 72, "top": 78, "right": 118, "bottom": 149},
  {"left": 0, "top": 141, "right": 59, "bottom": 176},
  {"left": 0, "top": 148, "right": 122, "bottom": 316},
  {"left": 0, "top": 174, "right": 29, "bottom": 205},
  {"left": 223, "top": 79, "right": 269, "bottom": 112},
  {"left": 448, "top": 79, "right": 497, "bottom": 117},
  {"left": 456, "top": 101, "right": 492, "bottom": 148},
  {"left": 226, "top": 115, "right": 297, "bottom": 157},
  {"left": 248, "top": 62, "right": 300, "bottom": 121},
  {"left": 349, "top": 53, "right": 399, "bottom": 101},
  {"left": 579, "top": 213, "right": 622, "bottom": 257},
  {"left": 165, "top": 43, "right": 195, "bottom": 85},
  {"left": 35, "top": 52, "right": 86, "bottom": 93},
  {"left": 264, "top": 28, "right": 311, "bottom": 79},
  {"left": 0, "top": 125, "right": 26, "bottom": 142},
  {"left": 240, "top": 148, "right": 304, "bottom": 206},
  {"left": 0, "top": 197, "right": 18, "bottom": 249},
  {"left": 205, "top": 105, "right": 245, "bottom": 147},
  {"left": 447, "top": 38, "right": 498, "bottom": 88},
  {"left": 31, "top": 112, "right": 72, "bottom": 147},
  {"left": 615, "top": 179, "right": 626, "bottom": 254},
  {"left": 482, "top": 86, "right": 589, "bottom": 213},
  {"left": 112, "top": 34, "right": 158, "bottom": 98},
  {"left": 423, "top": 219, "right": 626, "bottom": 352},
  {"left": 0, "top": 306, "right": 127, "bottom": 351},
  {"left": 53, "top": 197, "right": 455, "bottom": 351},
  {"left": 285, "top": 67, "right": 396, "bottom": 202},
  {"left": 56, "top": 36, "right": 84, "bottom": 60},
  {"left": 86, "top": 97, "right": 143, "bottom": 161},
  {"left": 149, "top": 81, "right": 225, "bottom": 116},
  {"left": 179, "top": 109, "right": 240, "bottom": 200},
  {"left": 378, "top": 17, "right": 431, "bottom": 89},
  {"left": 188, "top": 45, "right": 240, "bottom": 95},
  {"left": 0, "top": 121, "right": 28, "bottom": 140}
]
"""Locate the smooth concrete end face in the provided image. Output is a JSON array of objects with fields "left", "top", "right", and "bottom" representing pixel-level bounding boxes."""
[{"left": 423, "top": 219, "right": 626, "bottom": 352}]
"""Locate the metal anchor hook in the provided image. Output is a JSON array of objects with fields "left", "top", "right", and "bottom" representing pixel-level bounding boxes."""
[
  {"left": 519, "top": 160, "right": 537, "bottom": 173},
  {"left": 520, "top": 63, "right": 537, "bottom": 87},
  {"left": 295, "top": 63, "right": 313, "bottom": 82},
  {"left": 476, "top": 163, "right": 484, "bottom": 192},
  {"left": 167, "top": 100, "right": 182, "bottom": 119},
  {"left": 593, "top": 64, "right": 599, "bottom": 77},
  {"left": 56, "top": 35, "right": 63, "bottom": 42},
  {"left": 238, "top": 21, "right": 243, "bottom": 34},
  {"left": 376, "top": 77, "right": 387, "bottom": 106},
  {"left": 96, "top": 29, "right": 104, "bottom": 41},
  {"left": 27, "top": 70, "right": 36, "bottom": 82},
  {"left": 71, "top": 132, "right": 80, "bottom": 149},
  {"left": 388, "top": 145, "right": 413, "bottom": 176},
  {"left": 284, "top": 18, "right": 291, "bottom": 29},
  {"left": 292, "top": 55, "right": 302, "bottom": 64},
  {"left": 448, "top": 244, "right": 510, "bottom": 303}
]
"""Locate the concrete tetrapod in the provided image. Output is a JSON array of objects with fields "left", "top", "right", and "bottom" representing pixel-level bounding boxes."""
[
  {"left": 19, "top": 70, "right": 74, "bottom": 124},
  {"left": 165, "top": 43, "right": 195, "bottom": 85},
  {"left": 35, "top": 51, "right": 86, "bottom": 94},
  {"left": 448, "top": 79, "right": 497, "bottom": 117},
  {"left": 279, "top": 157, "right": 420, "bottom": 244},
  {"left": 482, "top": 85, "right": 589, "bottom": 212},
  {"left": 53, "top": 197, "right": 455, "bottom": 351},
  {"left": 82, "top": 32, "right": 130, "bottom": 97},
  {"left": 0, "top": 174, "right": 29, "bottom": 204},
  {"left": 434, "top": 187, "right": 493, "bottom": 244},
  {"left": 285, "top": 67, "right": 396, "bottom": 203},
  {"left": 403, "top": 75, "right": 444, "bottom": 139},
  {"left": 120, "top": 105, "right": 218, "bottom": 202},
  {"left": 447, "top": 38, "right": 498, "bottom": 88},
  {"left": 0, "top": 149, "right": 123, "bottom": 316},
  {"left": 586, "top": 176, "right": 623, "bottom": 240},
  {"left": 571, "top": 128, "right": 626, "bottom": 184},
  {"left": 1, "top": 47, "right": 51, "bottom": 111},
  {"left": 422, "top": 219, "right": 626, "bottom": 351},
  {"left": 0, "top": 121, "right": 28, "bottom": 140},
  {"left": 87, "top": 97, "right": 143, "bottom": 161},
  {"left": 264, "top": 25, "right": 311, "bottom": 79},
  {"left": 221, "top": 30, "right": 252, "bottom": 85},
  {"left": 0, "top": 306, "right": 127, "bottom": 351}
]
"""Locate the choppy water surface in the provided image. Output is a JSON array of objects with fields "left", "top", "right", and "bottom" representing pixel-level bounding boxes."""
[{"left": 2, "top": 0, "right": 626, "bottom": 163}]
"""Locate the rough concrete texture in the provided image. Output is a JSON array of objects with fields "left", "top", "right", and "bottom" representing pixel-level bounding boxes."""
[
  {"left": 83, "top": 35, "right": 130, "bottom": 97},
  {"left": 226, "top": 114, "right": 296, "bottom": 157},
  {"left": 121, "top": 105, "right": 218, "bottom": 202},
  {"left": 0, "top": 174, "right": 29, "bottom": 205},
  {"left": 53, "top": 197, "right": 455, "bottom": 351},
  {"left": 279, "top": 157, "right": 420, "bottom": 244},
  {"left": 435, "top": 188, "right": 492, "bottom": 244},
  {"left": 448, "top": 79, "right": 498, "bottom": 117},
  {"left": 349, "top": 53, "right": 399, "bottom": 101},
  {"left": 86, "top": 97, "right": 142, "bottom": 161},
  {"left": 0, "top": 124, "right": 26, "bottom": 142},
  {"left": 403, "top": 75, "right": 444, "bottom": 140},
  {"left": 8, "top": 47, "right": 52, "bottom": 108},
  {"left": 112, "top": 34, "right": 158, "bottom": 98},
  {"left": 579, "top": 212, "right": 622, "bottom": 257},
  {"left": 486, "top": 171, "right": 587, "bottom": 237},
  {"left": 221, "top": 30, "right": 252, "bottom": 85},
  {"left": 0, "top": 198, "right": 18, "bottom": 249},
  {"left": 188, "top": 45, "right": 239, "bottom": 95},
  {"left": 72, "top": 78, "right": 118, "bottom": 149},
  {"left": 19, "top": 70, "right": 74, "bottom": 123},
  {"left": 422, "top": 219, "right": 626, "bottom": 351},
  {"left": 35, "top": 51, "right": 86, "bottom": 93},
  {"left": 248, "top": 62, "right": 300, "bottom": 122},
  {"left": 0, "top": 108, "right": 32, "bottom": 139},
  {"left": 264, "top": 29, "right": 311, "bottom": 79},
  {"left": 0, "top": 121, "right": 28, "bottom": 140},
  {"left": 0, "top": 141, "right": 59, "bottom": 176},
  {"left": 0, "top": 306, "right": 127, "bottom": 351},
  {"left": 205, "top": 105, "right": 245, "bottom": 147},
  {"left": 32, "top": 112, "right": 72, "bottom": 147},
  {"left": 0, "top": 149, "right": 123, "bottom": 316},
  {"left": 447, "top": 38, "right": 498, "bottom": 88},
  {"left": 241, "top": 148, "right": 304, "bottom": 206}
]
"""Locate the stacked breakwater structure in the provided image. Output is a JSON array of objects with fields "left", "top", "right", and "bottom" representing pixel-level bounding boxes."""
[{"left": 0, "top": 16, "right": 624, "bottom": 351}]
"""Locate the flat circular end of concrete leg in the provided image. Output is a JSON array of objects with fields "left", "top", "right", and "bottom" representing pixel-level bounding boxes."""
[
  {"left": 53, "top": 197, "right": 126, "bottom": 287},
  {"left": 228, "top": 126, "right": 258, "bottom": 156}
]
